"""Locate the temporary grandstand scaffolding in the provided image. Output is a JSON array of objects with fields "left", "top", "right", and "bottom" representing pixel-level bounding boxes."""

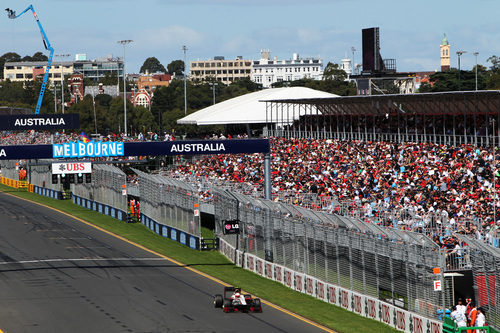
[{"left": 265, "top": 90, "right": 500, "bottom": 147}]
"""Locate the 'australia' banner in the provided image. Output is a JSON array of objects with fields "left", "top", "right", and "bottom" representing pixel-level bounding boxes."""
[
  {"left": 0, "top": 139, "right": 270, "bottom": 160},
  {"left": 0, "top": 114, "right": 80, "bottom": 130}
]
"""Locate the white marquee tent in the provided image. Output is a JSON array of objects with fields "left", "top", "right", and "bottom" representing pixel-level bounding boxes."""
[{"left": 177, "top": 87, "right": 338, "bottom": 126}]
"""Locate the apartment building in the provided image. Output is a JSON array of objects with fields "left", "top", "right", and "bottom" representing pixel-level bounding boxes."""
[
  {"left": 190, "top": 56, "right": 252, "bottom": 83},
  {"left": 3, "top": 61, "right": 74, "bottom": 84},
  {"left": 252, "top": 50, "right": 323, "bottom": 88},
  {"left": 3, "top": 55, "right": 123, "bottom": 85}
]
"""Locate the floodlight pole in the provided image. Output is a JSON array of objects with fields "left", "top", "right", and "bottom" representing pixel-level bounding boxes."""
[
  {"left": 183, "top": 45, "right": 188, "bottom": 115},
  {"left": 118, "top": 39, "right": 133, "bottom": 136},
  {"left": 55, "top": 54, "right": 70, "bottom": 114},
  {"left": 456, "top": 50, "right": 466, "bottom": 91},
  {"left": 473, "top": 52, "right": 479, "bottom": 91},
  {"left": 351, "top": 46, "right": 356, "bottom": 75}
]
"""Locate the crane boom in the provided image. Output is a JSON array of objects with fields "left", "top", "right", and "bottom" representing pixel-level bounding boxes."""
[{"left": 6, "top": 5, "right": 54, "bottom": 115}]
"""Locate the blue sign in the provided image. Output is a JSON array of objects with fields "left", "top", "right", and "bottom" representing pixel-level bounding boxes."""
[
  {"left": 53, "top": 141, "right": 124, "bottom": 158},
  {"left": 0, "top": 139, "right": 270, "bottom": 160}
]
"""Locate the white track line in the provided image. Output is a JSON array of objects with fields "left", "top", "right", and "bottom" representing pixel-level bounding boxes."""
[{"left": 0, "top": 258, "right": 169, "bottom": 265}]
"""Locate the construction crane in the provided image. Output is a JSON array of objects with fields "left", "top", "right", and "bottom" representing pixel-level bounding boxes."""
[{"left": 6, "top": 5, "right": 54, "bottom": 115}]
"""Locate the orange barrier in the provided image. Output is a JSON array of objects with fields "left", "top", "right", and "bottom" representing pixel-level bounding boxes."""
[{"left": 0, "top": 177, "right": 30, "bottom": 190}]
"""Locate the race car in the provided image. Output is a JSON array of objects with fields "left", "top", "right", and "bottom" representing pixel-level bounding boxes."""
[{"left": 213, "top": 286, "right": 262, "bottom": 313}]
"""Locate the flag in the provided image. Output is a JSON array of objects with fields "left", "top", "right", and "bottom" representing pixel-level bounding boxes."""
[{"left": 80, "top": 132, "right": 91, "bottom": 143}]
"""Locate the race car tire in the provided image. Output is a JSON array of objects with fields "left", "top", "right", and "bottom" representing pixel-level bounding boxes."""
[
  {"left": 253, "top": 298, "right": 262, "bottom": 312},
  {"left": 223, "top": 299, "right": 233, "bottom": 312},
  {"left": 214, "top": 294, "right": 223, "bottom": 308}
]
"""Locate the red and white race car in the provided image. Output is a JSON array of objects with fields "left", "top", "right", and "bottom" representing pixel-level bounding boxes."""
[{"left": 214, "top": 286, "right": 262, "bottom": 313}]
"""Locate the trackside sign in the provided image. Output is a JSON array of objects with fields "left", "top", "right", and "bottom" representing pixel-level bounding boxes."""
[
  {"left": 52, "top": 141, "right": 124, "bottom": 158},
  {"left": 0, "top": 114, "right": 80, "bottom": 130},
  {"left": 0, "top": 139, "right": 270, "bottom": 160},
  {"left": 51, "top": 162, "right": 92, "bottom": 174}
]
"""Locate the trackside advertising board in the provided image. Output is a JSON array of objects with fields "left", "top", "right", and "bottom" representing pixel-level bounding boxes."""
[
  {"left": 0, "top": 139, "right": 270, "bottom": 160},
  {"left": 219, "top": 239, "right": 443, "bottom": 333},
  {"left": 0, "top": 114, "right": 80, "bottom": 130}
]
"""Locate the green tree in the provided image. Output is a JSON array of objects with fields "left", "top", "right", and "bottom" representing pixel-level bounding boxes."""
[
  {"left": 322, "top": 62, "right": 348, "bottom": 81},
  {"left": 31, "top": 51, "right": 48, "bottom": 61},
  {"left": 487, "top": 55, "right": 499, "bottom": 73},
  {"left": 167, "top": 60, "right": 184, "bottom": 76},
  {"left": 0, "top": 52, "right": 21, "bottom": 79},
  {"left": 140, "top": 57, "right": 166, "bottom": 74}
]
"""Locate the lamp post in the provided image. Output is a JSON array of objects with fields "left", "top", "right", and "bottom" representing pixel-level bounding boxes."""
[
  {"left": 209, "top": 82, "right": 218, "bottom": 105},
  {"left": 456, "top": 50, "right": 467, "bottom": 91},
  {"left": 351, "top": 46, "right": 356, "bottom": 75},
  {"left": 118, "top": 39, "right": 133, "bottom": 136},
  {"left": 91, "top": 92, "right": 98, "bottom": 135},
  {"left": 55, "top": 54, "right": 70, "bottom": 114},
  {"left": 473, "top": 52, "right": 479, "bottom": 91},
  {"left": 182, "top": 45, "right": 188, "bottom": 115}
]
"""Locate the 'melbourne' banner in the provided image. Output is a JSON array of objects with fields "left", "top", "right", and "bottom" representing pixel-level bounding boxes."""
[
  {"left": 0, "top": 114, "right": 80, "bottom": 130},
  {"left": 0, "top": 139, "right": 270, "bottom": 160}
]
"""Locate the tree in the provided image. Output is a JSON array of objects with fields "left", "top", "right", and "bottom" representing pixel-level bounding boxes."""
[
  {"left": 167, "top": 60, "right": 184, "bottom": 76},
  {"left": 140, "top": 57, "right": 166, "bottom": 74},
  {"left": 322, "top": 62, "right": 348, "bottom": 81},
  {"left": 0, "top": 52, "right": 21, "bottom": 79},
  {"left": 31, "top": 51, "right": 48, "bottom": 61}
]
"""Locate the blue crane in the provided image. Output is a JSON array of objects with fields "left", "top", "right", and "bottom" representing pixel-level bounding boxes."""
[{"left": 5, "top": 5, "right": 54, "bottom": 115}]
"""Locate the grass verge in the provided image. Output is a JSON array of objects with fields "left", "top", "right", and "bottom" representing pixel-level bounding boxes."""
[{"left": 0, "top": 184, "right": 399, "bottom": 333}]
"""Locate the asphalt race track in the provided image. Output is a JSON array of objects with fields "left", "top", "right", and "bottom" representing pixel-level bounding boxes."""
[{"left": 0, "top": 192, "right": 331, "bottom": 333}]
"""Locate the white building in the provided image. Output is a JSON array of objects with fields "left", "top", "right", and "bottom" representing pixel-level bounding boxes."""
[{"left": 251, "top": 50, "right": 323, "bottom": 88}]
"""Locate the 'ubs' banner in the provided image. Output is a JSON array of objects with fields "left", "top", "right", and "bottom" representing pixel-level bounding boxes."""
[{"left": 0, "top": 114, "right": 80, "bottom": 130}]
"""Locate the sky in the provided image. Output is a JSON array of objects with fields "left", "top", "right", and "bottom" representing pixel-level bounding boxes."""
[{"left": 1, "top": 0, "right": 499, "bottom": 74}]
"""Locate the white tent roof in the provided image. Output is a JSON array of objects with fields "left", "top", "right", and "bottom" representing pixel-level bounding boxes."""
[{"left": 177, "top": 87, "right": 338, "bottom": 126}]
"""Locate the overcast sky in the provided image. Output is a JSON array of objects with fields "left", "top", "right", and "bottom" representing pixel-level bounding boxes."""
[{"left": 2, "top": 0, "right": 499, "bottom": 73}]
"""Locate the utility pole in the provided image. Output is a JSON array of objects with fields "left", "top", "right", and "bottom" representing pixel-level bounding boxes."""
[
  {"left": 118, "top": 40, "right": 133, "bottom": 136},
  {"left": 183, "top": 45, "right": 188, "bottom": 115}
]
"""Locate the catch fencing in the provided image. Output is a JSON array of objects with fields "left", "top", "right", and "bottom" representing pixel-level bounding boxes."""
[
  {"left": 71, "top": 164, "right": 127, "bottom": 212},
  {"left": 461, "top": 235, "right": 500, "bottom": 329},
  {"left": 213, "top": 188, "right": 446, "bottom": 321},
  {"left": 0, "top": 160, "right": 20, "bottom": 180},
  {"left": 134, "top": 169, "right": 201, "bottom": 238}
]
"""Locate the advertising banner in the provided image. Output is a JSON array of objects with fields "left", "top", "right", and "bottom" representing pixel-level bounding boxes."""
[
  {"left": 0, "top": 139, "right": 270, "bottom": 160},
  {"left": 0, "top": 114, "right": 80, "bottom": 130}
]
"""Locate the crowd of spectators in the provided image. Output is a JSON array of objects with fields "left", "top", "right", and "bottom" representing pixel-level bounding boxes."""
[
  {"left": 168, "top": 137, "right": 500, "bottom": 247},
  {"left": 2, "top": 131, "right": 499, "bottom": 247},
  {"left": 0, "top": 130, "right": 175, "bottom": 145}
]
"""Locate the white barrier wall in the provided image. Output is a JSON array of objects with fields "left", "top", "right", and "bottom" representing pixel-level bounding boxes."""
[{"left": 219, "top": 239, "right": 443, "bottom": 333}]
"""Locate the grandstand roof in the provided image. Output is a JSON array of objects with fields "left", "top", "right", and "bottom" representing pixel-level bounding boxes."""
[
  {"left": 263, "top": 90, "right": 500, "bottom": 116},
  {"left": 177, "top": 87, "right": 338, "bottom": 125}
]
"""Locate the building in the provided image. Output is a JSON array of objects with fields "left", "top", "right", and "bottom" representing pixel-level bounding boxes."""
[
  {"left": 440, "top": 34, "right": 450, "bottom": 71},
  {"left": 131, "top": 88, "right": 151, "bottom": 108},
  {"left": 68, "top": 74, "right": 84, "bottom": 104},
  {"left": 340, "top": 58, "right": 352, "bottom": 77},
  {"left": 3, "top": 54, "right": 123, "bottom": 85},
  {"left": 190, "top": 56, "right": 252, "bottom": 83},
  {"left": 251, "top": 50, "right": 323, "bottom": 88},
  {"left": 3, "top": 61, "right": 74, "bottom": 84},
  {"left": 72, "top": 55, "right": 123, "bottom": 83},
  {"left": 137, "top": 73, "right": 172, "bottom": 91}
]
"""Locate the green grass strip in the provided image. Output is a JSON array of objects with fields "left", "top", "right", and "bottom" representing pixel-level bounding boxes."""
[{"left": 0, "top": 184, "right": 399, "bottom": 333}]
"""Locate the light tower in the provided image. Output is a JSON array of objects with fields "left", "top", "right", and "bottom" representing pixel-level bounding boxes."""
[{"left": 117, "top": 39, "right": 133, "bottom": 136}]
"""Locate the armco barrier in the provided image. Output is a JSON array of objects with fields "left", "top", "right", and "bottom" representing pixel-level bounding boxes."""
[
  {"left": 140, "top": 213, "right": 200, "bottom": 250},
  {"left": 219, "top": 238, "right": 443, "bottom": 333},
  {"left": 72, "top": 194, "right": 126, "bottom": 222}
]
